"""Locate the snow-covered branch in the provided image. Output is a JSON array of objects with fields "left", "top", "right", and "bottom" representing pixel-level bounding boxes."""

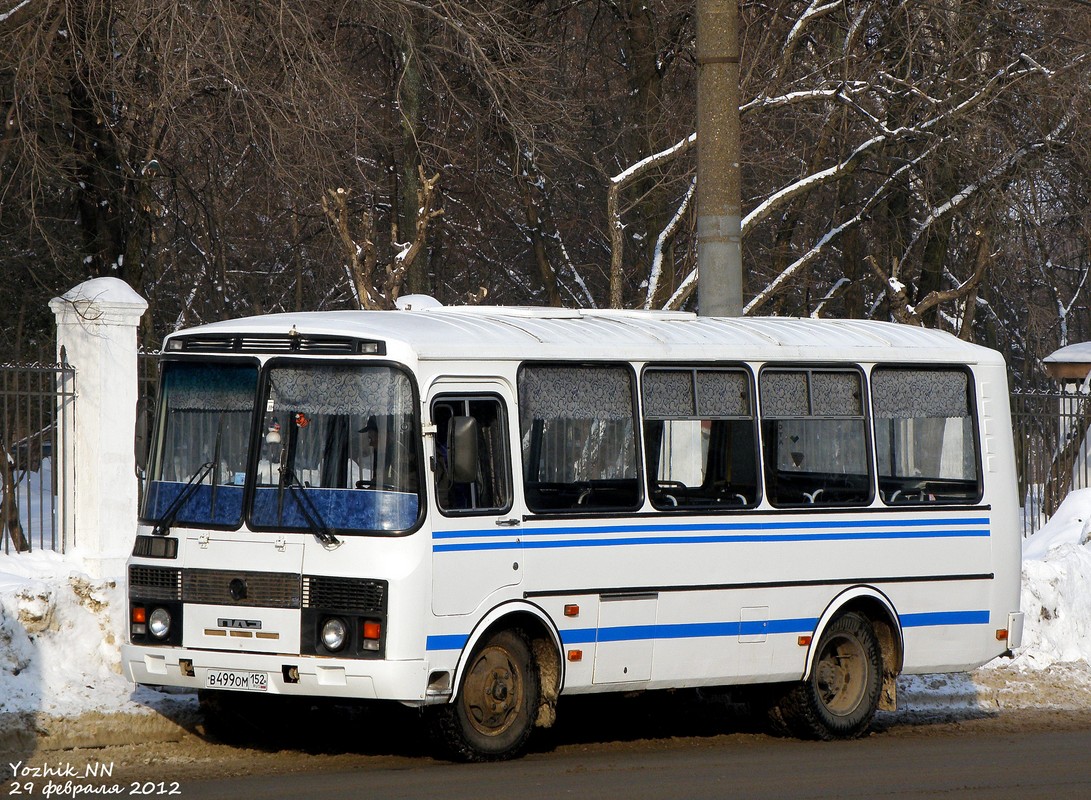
[
  {"left": 644, "top": 178, "right": 696, "bottom": 310},
  {"left": 742, "top": 134, "right": 885, "bottom": 232},
  {"left": 903, "top": 106, "right": 1074, "bottom": 260},
  {"left": 0, "top": 0, "right": 32, "bottom": 24},
  {"left": 739, "top": 83, "right": 871, "bottom": 117},
  {"left": 773, "top": 1, "right": 843, "bottom": 86},
  {"left": 611, "top": 132, "right": 696, "bottom": 186},
  {"left": 744, "top": 141, "right": 943, "bottom": 315},
  {"left": 608, "top": 132, "right": 698, "bottom": 308}
]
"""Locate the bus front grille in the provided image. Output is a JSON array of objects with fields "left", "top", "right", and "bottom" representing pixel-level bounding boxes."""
[
  {"left": 182, "top": 569, "right": 302, "bottom": 608},
  {"left": 303, "top": 576, "right": 387, "bottom": 614},
  {"left": 129, "top": 565, "right": 183, "bottom": 601}
]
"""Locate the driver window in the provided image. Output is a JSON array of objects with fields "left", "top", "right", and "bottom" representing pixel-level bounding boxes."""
[{"left": 432, "top": 396, "right": 512, "bottom": 515}]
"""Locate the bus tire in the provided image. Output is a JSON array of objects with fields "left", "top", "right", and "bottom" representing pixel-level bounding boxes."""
[
  {"left": 430, "top": 628, "right": 540, "bottom": 762},
  {"left": 768, "top": 611, "right": 882, "bottom": 740}
]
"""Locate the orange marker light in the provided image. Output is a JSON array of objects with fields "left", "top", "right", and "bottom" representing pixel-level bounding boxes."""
[
  {"left": 797, "top": 635, "right": 812, "bottom": 647},
  {"left": 363, "top": 620, "right": 382, "bottom": 640},
  {"left": 995, "top": 628, "right": 1009, "bottom": 642},
  {"left": 132, "top": 607, "right": 147, "bottom": 624},
  {"left": 563, "top": 604, "right": 580, "bottom": 617},
  {"left": 567, "top": 649, "right": 583, "bottom": 662}
]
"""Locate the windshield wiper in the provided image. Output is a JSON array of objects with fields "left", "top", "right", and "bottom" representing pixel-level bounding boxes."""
[
  {"left": 151, "top": 461, "right": 215, "bottom": 537},
  {"left": 281, "top": 468, "right": 341, "bottom": 549}
]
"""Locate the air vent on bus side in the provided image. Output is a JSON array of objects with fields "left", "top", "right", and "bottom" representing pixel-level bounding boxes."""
[{"left": 166, "top": 334, "right": 385, "bottom": 356}]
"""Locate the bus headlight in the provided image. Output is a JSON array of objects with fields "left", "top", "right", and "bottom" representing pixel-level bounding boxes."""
[
  {"left": 321, "top": 617, "right": 348, "bottom": 652},
  {"left": 148, "top": 607, "right": 172, "bottom": 640}
]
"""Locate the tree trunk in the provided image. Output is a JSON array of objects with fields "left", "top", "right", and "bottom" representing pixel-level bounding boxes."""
[{"left": 1, "top": 442, "right": 30, "bottom": 553}]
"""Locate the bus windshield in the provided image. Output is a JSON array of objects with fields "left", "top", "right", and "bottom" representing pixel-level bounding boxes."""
[
  {"left": 141, "top": 360, "right": 421, "bottom": 534},
  {"left": 251, "top": 362, "right": 420, "bottom": 534},
  {"left": 142, "top": 362, "right": 258, "bottom": 528}
]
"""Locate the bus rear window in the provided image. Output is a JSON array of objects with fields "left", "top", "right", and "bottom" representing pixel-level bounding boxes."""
[
  {"left": 518, "top": 364, "right": 641, "bottom": 512},
  {"left": 872, "top": 367, "right": 981, "bottom": 505}
]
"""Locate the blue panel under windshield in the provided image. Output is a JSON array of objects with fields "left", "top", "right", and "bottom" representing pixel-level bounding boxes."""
[
  {"left": 251, "top": 486, "right": 418, "bottom": 533},
  {"left": 144, "top": 481, "right": 245, "bottom": 527}
]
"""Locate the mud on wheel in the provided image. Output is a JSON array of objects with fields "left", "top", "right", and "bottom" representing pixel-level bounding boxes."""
[
  {"left": 430, "top": 628, "right": 541, "bottom": 762},
  {"left": 767, "top": 611, "right": 883, "bottom": 740}
]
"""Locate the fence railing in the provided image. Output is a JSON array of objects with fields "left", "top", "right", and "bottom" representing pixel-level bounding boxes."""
[
  {"left": 0, "top": 360, "right": 75, "bottom": 554},
  {"left": 1011, "top": 386, "right": 1091, "bottom": 539}
]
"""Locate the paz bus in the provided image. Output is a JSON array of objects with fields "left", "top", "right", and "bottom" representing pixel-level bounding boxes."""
[{"left": 122, "top": 304, "right": 1023, "bottom": 760}]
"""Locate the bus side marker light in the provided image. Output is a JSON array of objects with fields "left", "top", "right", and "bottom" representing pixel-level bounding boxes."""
[
  {"left": 564, "top": 604, "right": 579, "bottom": 617},
  {"left": 797, "top": 635, "right": 812, "bottom": 647},
  {"left": 567, "top": 649, "right": 583, "bottom": 662},
  {"left": 995, "top": 628, "right": 1009, "bottom": 642}
]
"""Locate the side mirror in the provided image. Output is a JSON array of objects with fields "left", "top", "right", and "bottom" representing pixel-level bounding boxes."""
[
  {"left": 448, "top": 416, "right": 478, "bottom": 483},
  {"left": 135, "top": 398, "right": 152, "bottom": 473}
]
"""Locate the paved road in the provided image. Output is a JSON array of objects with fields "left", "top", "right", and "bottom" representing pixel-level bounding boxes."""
[{"left": 163, "top": 701, "right": 1091, "bottom": 800}]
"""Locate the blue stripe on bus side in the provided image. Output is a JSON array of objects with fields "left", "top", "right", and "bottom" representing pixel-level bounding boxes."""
[
  {"left": 426, "top": 634, "right": 470, "bottom": 651},
  {"left": 434, "top": 529, "right": 990, "bottom": 553},
  {"left": 899, "top": 610, "right": 990, "bottom": 627},
  {"left": 432, "top": 516, "right": 991, "bottom": 552},
  {"left": 433, "top": 517, "right": 992, "bottom": 540},
  {"left": 425, "top": 611, "right": 989, "bottom": 651}
]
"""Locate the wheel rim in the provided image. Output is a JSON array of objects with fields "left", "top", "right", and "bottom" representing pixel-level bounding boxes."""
[
  {"left": 462, "top": 644, "right": 524, "bottom": 737},
  {"left": 814, "top": 631, "right": 868, "bottom": 717}
]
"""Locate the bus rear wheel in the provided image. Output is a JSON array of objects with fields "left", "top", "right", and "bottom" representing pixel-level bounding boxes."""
[
  {"left": 431, "top": 628, "right": 540, "bottom": 762},
  {"left": 768, "top": 611, "right": 882, "bottom": 740}
]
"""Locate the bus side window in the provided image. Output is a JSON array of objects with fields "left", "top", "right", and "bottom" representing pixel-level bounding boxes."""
[
  {"left": 432, "top": 397, "right": 512, "bottom": 515},
  {"left": 518, "top": 364, "right": 641, "bottom": 512},
  {"left": 642, "top": 367, "right": 759, "bottom": 510},
  {"left": 872, "top": 367, "right": 982, "bottom": 505},
  {"left": 759, "top": 368, "right": 872, "bottom": 507}
]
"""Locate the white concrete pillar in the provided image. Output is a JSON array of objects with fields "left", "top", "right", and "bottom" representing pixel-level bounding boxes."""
[{"left": 50, "top": 278, "right": 148, "bottom": 579}]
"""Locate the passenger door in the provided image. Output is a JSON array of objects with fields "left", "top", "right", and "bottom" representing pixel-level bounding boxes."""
[{"left": 428, "top": 382, "right": 522, "bottom": 616}]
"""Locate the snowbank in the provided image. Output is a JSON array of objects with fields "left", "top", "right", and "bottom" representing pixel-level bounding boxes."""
[
  {"left": 1013, "top": 488, "right": 1091, "bottom": 668},
  {"left": 0, "top": 550, "right": 174, "bottom": 719}
]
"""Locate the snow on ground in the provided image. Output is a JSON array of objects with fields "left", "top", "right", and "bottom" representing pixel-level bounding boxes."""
[
  {"left": 4, "top": 493, "right": 1091, "bottom": 726},
  {"left": 0, "top": 550, "right": 176, "bottom": 720}
]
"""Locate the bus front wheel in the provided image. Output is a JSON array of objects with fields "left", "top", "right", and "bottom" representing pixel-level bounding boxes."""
[
  {"left": 430, "top": 628, "right": 540, "bottom": 762},
  {"left": 768, "top": 611, "right": 882, "bottom": 740}
]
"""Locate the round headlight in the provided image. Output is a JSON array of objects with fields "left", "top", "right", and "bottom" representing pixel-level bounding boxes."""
[
  {"left": 321, "top": 617, "right": 348, "bottom": 651},
  {"left": 148, "top": 607, "right": 172, "bottom": 640}
]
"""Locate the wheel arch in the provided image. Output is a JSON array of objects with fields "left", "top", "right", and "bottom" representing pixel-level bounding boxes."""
[
  {"left": 450, "top": 600, "right": 564, "bottom": 728},
  {"left": 803, "top": 586, "right": 904, "bottom": 712}
]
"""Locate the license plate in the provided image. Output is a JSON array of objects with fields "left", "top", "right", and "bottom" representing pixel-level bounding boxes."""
[{"left": 204, "top": 669, "right": 268, "bottom": 692}]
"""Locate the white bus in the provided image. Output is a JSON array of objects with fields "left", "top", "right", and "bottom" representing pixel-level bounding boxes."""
[{"left": 122, "top": 305, "right": 1023, "bottom": 760}]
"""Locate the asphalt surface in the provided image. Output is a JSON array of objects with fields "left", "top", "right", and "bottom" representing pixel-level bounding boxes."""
[{"left": 7, "top": 693, "right": 1091, "bottom": 799}]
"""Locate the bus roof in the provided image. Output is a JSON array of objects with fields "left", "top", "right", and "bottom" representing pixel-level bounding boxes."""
[{"left": 169, "top": 306, "right": 1004, "bottom": 365}]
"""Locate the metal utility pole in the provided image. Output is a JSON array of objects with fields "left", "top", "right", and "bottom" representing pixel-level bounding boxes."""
[{"left": 696, "top": 0, "right": 743, "bottom": 317}]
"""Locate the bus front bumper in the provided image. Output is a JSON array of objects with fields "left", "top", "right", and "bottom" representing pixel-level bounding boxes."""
[{"left": 121, "top": 644, "right": 431, "bottom": 704}]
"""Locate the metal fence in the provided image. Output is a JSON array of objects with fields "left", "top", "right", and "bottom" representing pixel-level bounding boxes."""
[
  {"left": 0, "top": 359, "right": 75, "bottom": 553},
  {"left": 1011, "top": 386, "right": 1091, "bottom": 538}
]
